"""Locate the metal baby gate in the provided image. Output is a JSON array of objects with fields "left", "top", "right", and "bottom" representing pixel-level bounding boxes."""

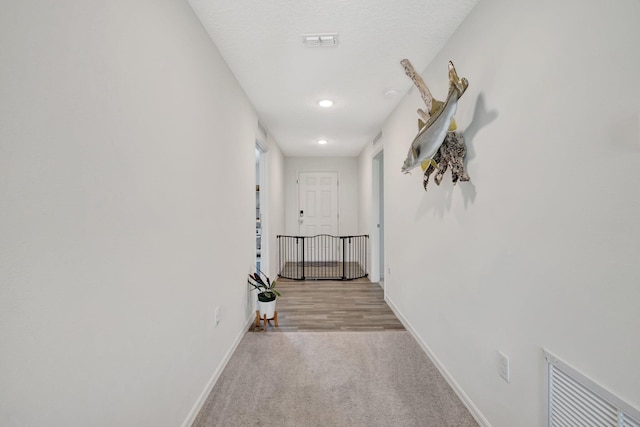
[{"left": 277, "top": 234, "right": 369, "bottom": 280}]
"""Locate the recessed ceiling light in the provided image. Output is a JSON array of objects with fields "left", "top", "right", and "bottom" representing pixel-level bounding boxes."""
[
  {"left": 317, "top": 139, "right": 328, "bottom": 145},
  {"left": 318, "top": 99, "right": 334, "bottom": 108}
]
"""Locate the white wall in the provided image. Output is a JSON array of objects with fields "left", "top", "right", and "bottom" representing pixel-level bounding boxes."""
[
  {"left": 365, "top": 0, "right": 640, "bottom": 426},
  {"left": 358, "top": 149, "right": 374, "bottom": 236},
  {"left": 261, "top": 134, "right": 286, "bottom": 279},
  {"left": 284, "top": 157, "right": 359, "bottom": 236},
  {"left": 0, "top": 1, "right": 271, "bottom": 426},
  {"left": 358, "top": 144, "right": 385, "bottom": 282}
]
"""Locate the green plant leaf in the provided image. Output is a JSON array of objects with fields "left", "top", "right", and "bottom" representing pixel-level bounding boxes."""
[{"left": 248, "top": 267, "right": 282, "bottom": 297}]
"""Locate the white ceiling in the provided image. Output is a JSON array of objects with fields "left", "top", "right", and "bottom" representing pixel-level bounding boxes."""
[{"left": 188, "top": 0, "right": 478, "bottom": 157}]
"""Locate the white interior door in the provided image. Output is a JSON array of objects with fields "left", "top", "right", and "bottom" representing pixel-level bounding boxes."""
[{"left": 298, "top": 172, "right": 338, "bottom": 236}]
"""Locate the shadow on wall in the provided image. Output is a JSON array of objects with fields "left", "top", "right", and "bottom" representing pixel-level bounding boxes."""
[
  {"left": 415, "top": 92, "right": 498, "bottom": 219},
  {"left": 464, "top": 92, "right": 499, "bottom": 168}
]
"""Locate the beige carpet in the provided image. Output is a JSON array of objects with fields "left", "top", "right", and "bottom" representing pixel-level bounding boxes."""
[{"left": 192, "top": 332, "right": 479, "bottom": 427}]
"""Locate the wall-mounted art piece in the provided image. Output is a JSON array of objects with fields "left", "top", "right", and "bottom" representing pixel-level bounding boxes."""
[{"left": 400, "top": 59, "right": 470, "bottom": 191}]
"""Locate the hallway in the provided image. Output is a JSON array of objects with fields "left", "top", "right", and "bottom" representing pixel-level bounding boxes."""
[
  {"left": 249, "top": 278, "right": 403, "bottom": 332},
  {"left": 194, "top": 331, "right": 477, "bottom": 427},
  {"left": 203, "top": 279, "right": 477, "bottom": 425},
  {"left": 3, "top": 1, "right": 640, "bottom": 426}
]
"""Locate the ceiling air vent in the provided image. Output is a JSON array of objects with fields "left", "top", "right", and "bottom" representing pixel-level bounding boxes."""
[{"left": 303, "top": 33, "right": 339, "bottom": 48}]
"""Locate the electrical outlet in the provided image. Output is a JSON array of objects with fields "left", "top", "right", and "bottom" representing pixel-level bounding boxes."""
[
  {"left": 215, "top": 307, "right": 220, "bottom": 327},
  {"left": 387, "top": 266, "right": 391, "bottom": 275},
  {"left": 498, "top": 351, "right": 510, "bottom": 383}
]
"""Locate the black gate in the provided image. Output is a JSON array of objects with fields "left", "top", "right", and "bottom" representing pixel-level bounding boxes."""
[{"left": 277, "top": 234, "right": 369, "bottom": 280}]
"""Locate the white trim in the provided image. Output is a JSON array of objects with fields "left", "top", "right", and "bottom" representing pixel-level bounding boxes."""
[
  {"left": 385, "top": 295, "right": 492, "bottom": 427},
  {"left": 180, "top": 312, "right": 255, "bottom": 427},
  {"left": 371, "top": 143, "right": 383, "bottom": 159},
  {"left": 256, "top": 144, "right": 269, "bottom": 276},
  {"left": 370, "top": 149, "right": 384, "bottom": 284}
]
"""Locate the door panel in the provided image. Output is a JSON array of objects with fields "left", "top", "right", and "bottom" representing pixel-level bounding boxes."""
[{"left": 298, "top": 172, "right": 338, "bottom": 236}]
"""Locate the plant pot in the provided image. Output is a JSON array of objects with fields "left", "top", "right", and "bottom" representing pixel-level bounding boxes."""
[{"left": 257, "top": 298, "right": 276, "bottom": 319}]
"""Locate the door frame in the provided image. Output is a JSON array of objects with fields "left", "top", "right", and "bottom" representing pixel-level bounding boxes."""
[
  {"left": 370, "top": 149, "right": 384, "bottom": 285},
  {"left": 256, "top": 140, "right": 268, "bottom": 275}
]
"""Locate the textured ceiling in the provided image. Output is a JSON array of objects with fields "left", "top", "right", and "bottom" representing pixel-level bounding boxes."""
[{"left": 188, "top": 0, "right": 478, "bottom": 157}]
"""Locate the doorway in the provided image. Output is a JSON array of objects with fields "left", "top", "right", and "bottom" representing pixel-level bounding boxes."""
[
  {"left": 297, "top": 171, "right": 339, "bottom": 268},
  {"left": 255, "top": 144, "right": 268, "bottom": 273},
  {"left": 372, "top": 150, "right": 384, "bottom": 286}
]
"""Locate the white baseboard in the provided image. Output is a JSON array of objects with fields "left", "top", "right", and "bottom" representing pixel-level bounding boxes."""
[
  {"left": 385, "top": 296, "right": 492, "bottom": 427},
  {"left": 180, "top": 312, "right": 255, "bottom": 427}
]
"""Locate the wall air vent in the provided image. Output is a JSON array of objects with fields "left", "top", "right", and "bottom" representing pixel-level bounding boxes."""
[
  {"left": 372, "top": 131, "right": 383, "bottom": 146},
  {"left": 302, "top": 33, "right": 338, "bottom": 48},
  {"left": 544, "top": 350, "right": 640, "bottom": 427},
  {"left": 257, "top": 120, "right": 268, "bottom": 139}
]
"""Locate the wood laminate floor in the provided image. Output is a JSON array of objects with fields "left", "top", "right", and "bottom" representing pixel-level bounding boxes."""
[{"left": 249, "top": 278, "right": 405, "bottom": 332}]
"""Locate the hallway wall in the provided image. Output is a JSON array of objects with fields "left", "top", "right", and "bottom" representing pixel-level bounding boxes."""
[
  {"left": 358, "top": 151, "right": 374, "bottom": 236},
  {"left": 361, "top": 0, "right": 640, "bottom": 426},
  {"left": 262, "top": 134, "right": 287, "bottom": 279},
  {"left": 0, "top": 1, "right": 273, "bottom": 426},
  {"left": 358, "top": 146, "right": 384, "bottom": 282}
]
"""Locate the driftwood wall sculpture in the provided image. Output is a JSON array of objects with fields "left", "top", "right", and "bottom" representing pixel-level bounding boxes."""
[{"left": 400, "top": 59, "right": 470, "bottom": 191}]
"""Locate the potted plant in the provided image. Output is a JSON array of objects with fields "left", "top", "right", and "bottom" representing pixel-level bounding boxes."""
[{"left": 248, "top": 269, "right": 281, "bottom": 320}]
